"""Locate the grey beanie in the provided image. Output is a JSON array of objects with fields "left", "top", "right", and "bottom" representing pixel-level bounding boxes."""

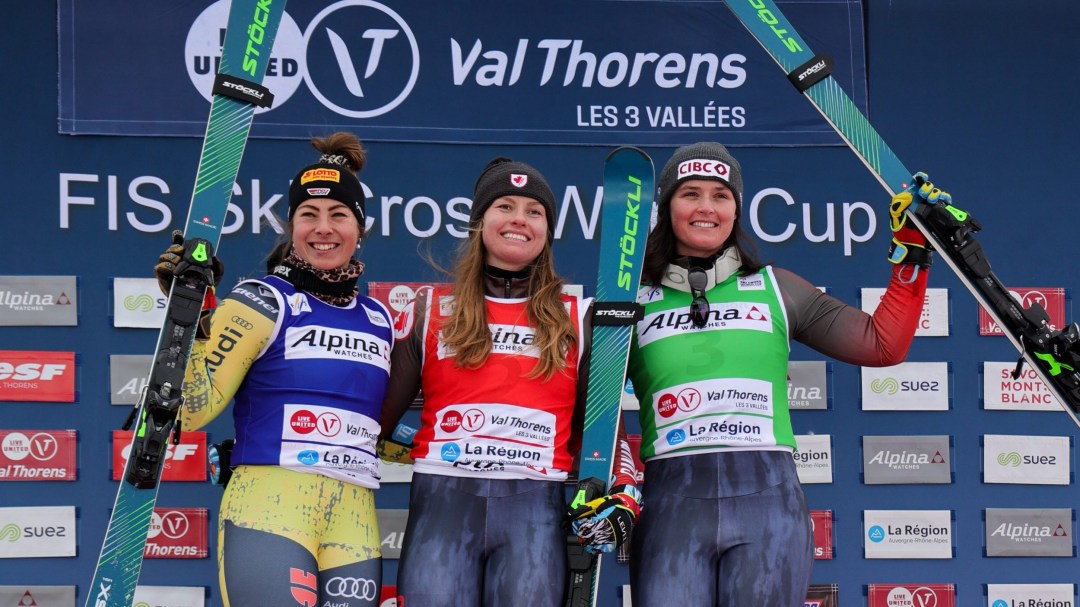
[
  {"left": 656, "top": 142, "right": 743, "bottom": 209},
  {"left": 470, "top": 157, "right": 557, "bottom": 239}
]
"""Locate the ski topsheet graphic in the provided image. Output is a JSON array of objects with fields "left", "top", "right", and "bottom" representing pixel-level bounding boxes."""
[
  {"left": 566, "top": 147, "right": 655, "bottom": 607},
  {"left": 85, "top": 1, "right": 286, "bottom": 605},
  {"left": 723, "top": 0, "right": 1080, "bottom": 425}
]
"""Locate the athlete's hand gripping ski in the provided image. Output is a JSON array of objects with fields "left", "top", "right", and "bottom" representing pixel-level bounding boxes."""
[
  {"left": 568, "top": 484, "right": 642, "bottom": 554},
  {"left": 888, "top": 172, "right": 945, "bottom": 281}
]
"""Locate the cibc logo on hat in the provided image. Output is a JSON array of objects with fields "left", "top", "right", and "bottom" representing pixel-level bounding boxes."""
[
  {"left": 510, "top": 173, "right": 529, "bottom": 187},
  {"left": 677, "top": 159, "right": 731, "bottom": 180}
]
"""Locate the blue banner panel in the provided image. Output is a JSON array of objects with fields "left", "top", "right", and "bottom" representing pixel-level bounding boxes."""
[{"left": 58, "top": 0, "right": 867, "bottom": 146}]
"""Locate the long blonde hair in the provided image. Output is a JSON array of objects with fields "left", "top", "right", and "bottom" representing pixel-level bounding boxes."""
[{"left": 439, "top": 228, "right": 577, "bottom": 380}]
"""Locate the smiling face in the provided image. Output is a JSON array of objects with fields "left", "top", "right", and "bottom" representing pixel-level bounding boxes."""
[
  {"left": 290, "top": 198, "right": 361, "bottom": 270},
  {"left": 480, "top": 195, "right": 549, "bottom": 271},
  {"left": 669, "top": 179, "right": 738, "bottom": 258}
]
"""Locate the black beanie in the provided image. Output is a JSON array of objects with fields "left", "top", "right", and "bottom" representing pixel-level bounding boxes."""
[
  {"left": 470, "top": 157, "right": 556, "bottom": 239},
  {"left": 287, "top": 154, "right": 366, "bottom": 226},
  {"left": 656, "top": 142, "right": 743, "bottom": 209}
]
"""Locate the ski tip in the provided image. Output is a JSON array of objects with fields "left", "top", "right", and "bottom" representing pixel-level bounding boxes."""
[{"left": 605, "top": 146, "right": 650, "bottom": 163}]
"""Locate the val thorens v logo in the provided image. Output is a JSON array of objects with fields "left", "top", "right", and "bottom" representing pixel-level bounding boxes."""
[{"left": 303, "top": 0, "right": 420, "bottom": 118}]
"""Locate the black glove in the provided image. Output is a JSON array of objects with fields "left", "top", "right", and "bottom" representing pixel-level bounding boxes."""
[{"left": 153, "top": 229, "right": 224, "bottom": 296}]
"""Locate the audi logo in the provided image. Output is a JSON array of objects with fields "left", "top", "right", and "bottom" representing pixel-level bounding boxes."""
[{"left": 325, "top": 576, "right": 378, "bottom": 600}]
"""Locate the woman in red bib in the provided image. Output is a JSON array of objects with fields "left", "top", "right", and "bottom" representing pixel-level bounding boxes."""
[{"left": 380, "top": 157, "right": 640, "bottom": 606}]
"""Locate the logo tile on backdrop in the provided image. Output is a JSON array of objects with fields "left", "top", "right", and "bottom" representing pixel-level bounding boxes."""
[
  {"left": 862, "top": 435, "right": 952, "bottom": 485},
  {"left": 979, "top": 287, "right": 1066, "bottom": 336},
  {"left": 984, "top": 508, "right": 1073, "bottom": 557},
  {"left": 861, "top": 287, "right": 949, "bottom": 336},
  {"left": 982, "top": 361, "right": 1063, "bottom": 412},
  {"left": 863, "top": 510, "right": 953, "bottom": 559},
  {"left": 109, "top": 354, "right": 153, "bottom": 405},
  {"left": 793, "top": 434, "right": 832, "bottom": 484},
  {"left": 0, "top": 430, "right": 77, "bottom": 481},
  {"left": 112, "top": 277, "right": 166, "bottom": 328},
  {"left": 0, "top": 506, "right": 76, "bottom": 558},
  {"left": 805, "top": 584, "right": 839, "bottom": 607},
  {"left": 377, "top": 509, "right": 409, "bottom": 560},
  {"left": 0, "top": 586, "right": 76, "bottom": 606},
  {"left": 861, "top": 362, "right": 949, "bottom": 411},
  {"left": 112, "top": 431, "right": 207, "bottom": 482},
  {"left": 144, "top": 508, "right": 209, "bottom": 559},
  {"left": 982, "top": 434, "right": 1070, "bottom": 485},
  {"left": 0, "top": 350, "right": 76, "bottom": 402},
  {"left": 787, "top": 360, "right": 828, "bottom": 410},
  {"left": 132, "top": 585, "right": 205, "bottom": 607},
  {"left": 866, "top": 584, "right": 955, "bottom": 607},
  {"left": 810, "top": 510, "right": 834, "bottom": 560},
  {"left": 0, "top": 275, "right": 77, "bottom": 326},
  {"left": 986, "top": 584, "right": 1076, "bottom": 607}
]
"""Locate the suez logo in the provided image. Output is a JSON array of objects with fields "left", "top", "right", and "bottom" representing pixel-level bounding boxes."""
[
  {"left": 996, "top": 451, "right": 1057, "bottom": 467},
  {"left": 869, "top": 378, "right": 939, "bottom": 394},
  {"left": 0, "top": 506, "right": 76, "bottom": 559}
]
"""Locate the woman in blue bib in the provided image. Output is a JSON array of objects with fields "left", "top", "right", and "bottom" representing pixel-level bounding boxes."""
[{"left": 155, "top": 132, "right": 391, "bottom": 607}]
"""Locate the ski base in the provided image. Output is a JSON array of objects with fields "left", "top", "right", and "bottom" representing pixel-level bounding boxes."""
[{"left": 565, "top": 147, "right": 655, "bottom": 607}]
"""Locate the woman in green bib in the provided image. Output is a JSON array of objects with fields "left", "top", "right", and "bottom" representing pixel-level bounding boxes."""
[{"left": 626, "top": 142, "right": 936, "bottom": 606}]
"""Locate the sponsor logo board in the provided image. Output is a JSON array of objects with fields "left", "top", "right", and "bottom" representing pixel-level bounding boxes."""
[
  {"left": 0, "top": 506, "right": 76, "bottom": 558},
  {"left": 861, "top": 362, "right": 949, "bottom": 411},
  {"left": 111, "top": 431, "right": 207, "bottom": 481},
  {"left": 985, "top": 508, "right": 1073, "bottom": 557},
  {"left": 867, "top": 583, "right": 955, "bottom": 607},
  {"left": 0, "top": 275, "right": 78, "bottom": 326},
  {"left": 0, "top": 430, "right": 77, "bottom": 481},
  {"left": 0, "top": 350, "right": 76, "bottom": 402},
  {"left": 983, "top": 434, "right": 1070, "bottom": 485},
  {"left": 864, "top": 510, "right": 953, "bottom": 559},
  {"left": 862, "top": 435, "right": 951, "bottom": 485},
  {"left": 144, "top": 508, "right": 209, "bottom": 559},
  {"left": 377, "top": 509, "right": 409, "bottom": 560},
  {"left": 794, "top": 434, "right": 832, "bottom": 484},
  {"left": 862, "top": 287, "right": 949, "bottom": 336}
]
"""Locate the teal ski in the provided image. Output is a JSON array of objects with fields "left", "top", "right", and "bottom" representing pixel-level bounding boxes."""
[
  {"left": 723, "top": 0, "right": 1080, "bottom": 424},
  {"left": 566, "top": 147, "right": 655, "bottom": 607},
  {"left": 84, "top": 1, "right": 285, "bottom": 605}
]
